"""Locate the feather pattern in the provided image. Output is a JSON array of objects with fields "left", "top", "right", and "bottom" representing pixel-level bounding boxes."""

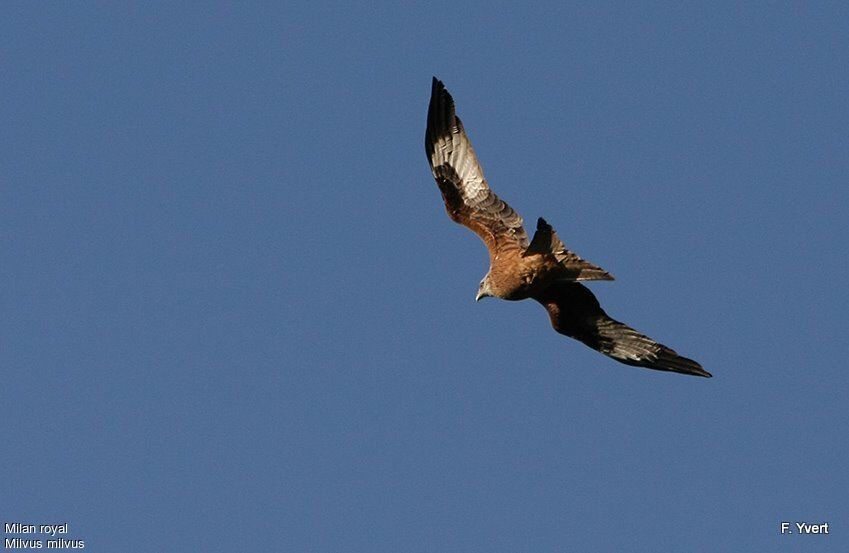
[
  {"left": 535, "top": 282, "right": 710, "bottom": 377},
  {"left": 425, "top": 77, "right": 528, "bottom": 255}
]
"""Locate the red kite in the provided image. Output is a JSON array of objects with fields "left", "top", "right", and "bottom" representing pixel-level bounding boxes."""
[{"left": 425, "top": 78, "right": 710, "bottom": 377}]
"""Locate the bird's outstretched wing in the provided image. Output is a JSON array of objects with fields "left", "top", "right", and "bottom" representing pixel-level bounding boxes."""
[
  {"left": 425, "top": 77, "right": 528, "bottom": 256},
  {"left": 533, "top": 281, "right": 710, "bottom": 377}
]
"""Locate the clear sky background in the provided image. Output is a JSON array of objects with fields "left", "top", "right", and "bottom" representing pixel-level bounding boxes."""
[{"left": 2, "top": 3, "right": 847, "bottom": 552}]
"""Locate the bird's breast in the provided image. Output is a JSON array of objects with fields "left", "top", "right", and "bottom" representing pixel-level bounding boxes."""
[{"left": 489, "top": 255, "right": 554, "bottom": 301}]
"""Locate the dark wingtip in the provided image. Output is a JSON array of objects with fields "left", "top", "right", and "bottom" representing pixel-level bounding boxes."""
[
  {"left": 657, "top": 348, "right": 712, "bottom": 377},
  {"left": 428, "top": 77, "right": 451, "bottom": 112},
  {"left": 686, "top": 361, "right": 712, "bottom": 378},
  {"left": 537, "top": 217, "right": 550, "bottom": 230},
  {"left": 432, "top": 76, "right": 444, "bottom": 94},
  {"left": 427, "top": 78, "right": 453, "bottom": 156},
  {"left": 686, "top": 366, "right": 713, "bottom": 378}
]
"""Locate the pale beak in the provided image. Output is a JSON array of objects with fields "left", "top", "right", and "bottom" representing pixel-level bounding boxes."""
[{"left": 475, "top": 290, "right": 488, "bottom": 302}]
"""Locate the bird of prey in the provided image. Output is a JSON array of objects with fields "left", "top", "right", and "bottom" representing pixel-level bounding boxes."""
[{"left": 425, "top": 77, "right": 710, "bottom": 377}]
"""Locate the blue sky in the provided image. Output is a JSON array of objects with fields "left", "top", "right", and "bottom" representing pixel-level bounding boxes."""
[{"left": 2, "top": 2, "right": 847, "bottom": 551}]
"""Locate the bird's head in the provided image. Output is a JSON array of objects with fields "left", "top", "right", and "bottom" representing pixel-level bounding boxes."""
[{"left": 475, "top": 275, "right": 494, "bottom": 302}]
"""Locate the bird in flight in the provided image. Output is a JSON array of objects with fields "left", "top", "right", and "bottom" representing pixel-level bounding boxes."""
[{"left": 425, "top": 77, "right": 710, "bottom": 377}]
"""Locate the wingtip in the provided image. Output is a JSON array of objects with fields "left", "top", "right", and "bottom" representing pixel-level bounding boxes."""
[
  {"left": 682, "top": 364, "right": 712, "bottom": 378},
  {"left": 428, "top": 77, "right": 451, "bottom": 108},
  {"left": 685, "top": 359, "right": 712, "bottom": 378},
  {"left": 658, "top": 349, "right": 712, "bottom": 378}
]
